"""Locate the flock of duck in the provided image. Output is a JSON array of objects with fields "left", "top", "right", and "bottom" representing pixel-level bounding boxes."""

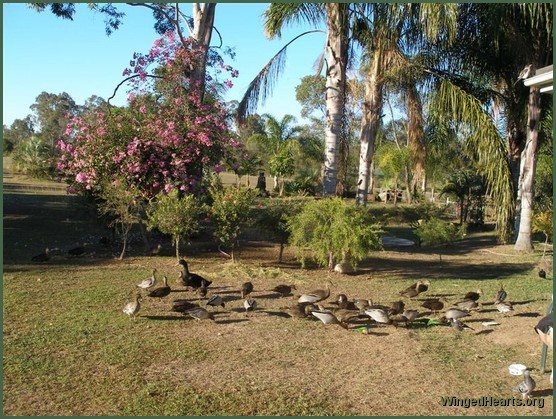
[
  {"left": 124, "top": 264, "right": 530, "bottom": 333},
  {"left": 122, "top": 261, "right": 551, "bottom": 398}
]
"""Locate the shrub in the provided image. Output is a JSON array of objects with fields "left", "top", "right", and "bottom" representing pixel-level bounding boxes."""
[
  {"left": 287, "top": 197, "right": 382, "bottom": 269},
  {"left": 414, "top": 217, "right": 466, "bottom": 260},
  {"left": 254, "top": 198, "right": 304, "bottom": 262},
  {"left": 146, "top": 190, "right": 202, "bottom": 259},
  {"left": 208, "top": 185, "right": 257, "bottom": 261},
  {"left": 96, "top": 179, "right": 143, "bottom": 260}
]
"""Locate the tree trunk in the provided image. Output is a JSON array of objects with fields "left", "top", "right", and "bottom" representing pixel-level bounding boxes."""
[
  {"left": 175, "top": 236, "right": 180, "bottom": 260},
  {"left": 356, "top": 45, "right": 384, "bottom": 205},
  {"left": 191, "top": 3, "right": 216, "bottom": 100},
  {"left": 322, "top": 3, "right": 348, "bottom": 196},
  {"left": 406, "top": 84, "right": 426, "bottom": 197},
  {"left": 514, "top": 87, "right": 541, "bottom": 251}
]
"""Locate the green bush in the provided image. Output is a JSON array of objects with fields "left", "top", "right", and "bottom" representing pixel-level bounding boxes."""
[
  {"left": 287, "top": 197, "right": 382, "bottom": 269},
  {"left": 146, "top": 191, "right": 202, "bottom": 259},
  {"left": 414, "top": 217, "right": 466, "bottom": 260},
  {"left": 254, "top": 198, "right": 304, "bottom": 262},
  {"left": 11, "top": 136, "right": 52, "bottom": 178},
  {"left": 208, "top": 185, "right": 257, "bottom": 261}
]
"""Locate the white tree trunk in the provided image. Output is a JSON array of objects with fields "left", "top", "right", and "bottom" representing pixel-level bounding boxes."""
[
  {"left": 514, "top": 87, "right": 541, "bottom": 251},
  {"left": 191, "top": 3, "right": 216, "bottom": 98},
  {"left": 322, "top": 4, "right": 348, "bottom": 196},
  {"left": 356, "top": 45, "right": 383, "bottom": 205}
]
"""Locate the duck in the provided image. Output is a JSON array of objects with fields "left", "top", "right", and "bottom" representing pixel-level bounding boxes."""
[
  {"left": 177, "top": 259, "right": 212, "bottom": 289},
  {"left": 185, "top": 306, "right": 215, "bottom": 321},
  {"left": 400, "top": 280, "right": 422, "bottom": 295},
  {"left": 244, "top": 298, "right": 257, "bottom": 314},
  {"left": 67, "top": 244, "right": 86, "bottom": 256},
  {"left": 312, "top": 309, "right": 348, "bottom": 329},
  {"left": 354, "top": 298, "right": 371, "bottom": 312},
  {"left": 444, "top": 307, "right": 472, "bottom": 321},
  {"left": 150, "top": 243, "right": 162, "bottom": 256},
  {"left": 449, "top": 318, "right": 474, "bottom": 332},
  {"left": 538, "top": 269, "right": 547, "bottom": 279},
  {"left": 298, "top": 283, "right": 331, "bottom": 304},
  {"left": 147, "top": 275, "right": 171, "bottom": 299},
  {"left": 421, "top": 298, "right": 448, "bottom": 313},
  {"left": 197, "top": 285, "right": 208, "bottom": 298},
  {"left": 417, "top": 280, "right": 431, "bottom": 293},
  {"left": 494, "top": 282, "right": 507, "bottom": 304},
  {"left": 533, "top": 312, "right": 553, "bottom": 348},
  {"left": 463, "top": 288, "right": 483, "bottom": 301},
  {"left": 241, "top": 281, "right": 254, "bottom": 299},
  {"left": 399, "top": 282, "right": 423, "bottom": 298},
  {"left": 402, "top": 309, "right": 420, "bottom": 325},
  {"left": 513, "top": 368, "right": 536, "bottom": 399},
  {"left": 272, "top": 284, "right": 296, "bottom": 297},
  {"left": 31, "top": 247, "right": 51, "bottom": 262},
  {"left": 333, "top": 293, "right": 349, "bottom": 306},
  {"left": 455, "top": 299, "right": 479, "bottom": 311},
  {"left": 122, "top": 293, "right": 142, "bottom": 320},
  {"left": 389, "top": 300, "right": 405, "bottom": 316},
  {"left": 170, "top": 299, "right": 199, "bottom": 313},
  {"left": 287, "top": 303, "right": 314, "bottom": 319},
  {"left": 364, "top": 307, "right": 397, "bottom": 326},
  {"left": 495, "top": 301, "right": 513, "bottom": 315},
  {"left": 206, "top": 295, "right": 225, "bottom": 310},
  {"left": 333, "top": 308, "right": 361, "bottom": 323},
  {"left": 137, "top": 269, "right": 157, "bottom": 291}
]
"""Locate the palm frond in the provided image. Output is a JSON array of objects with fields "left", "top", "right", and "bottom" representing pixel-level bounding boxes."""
[
  {"left": 430, "top": 78, "right": 515, "bottom": 242},
  {"left": 264, "top": 3, "right": 325, "bottom": 39},
  {"left": 236, "top": 30, "right": 324, "bottom": 125}
]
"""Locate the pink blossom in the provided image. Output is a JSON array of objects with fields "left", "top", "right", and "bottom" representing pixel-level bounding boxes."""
[
  {"left": 224, "top": 80, "right": 234, "bottom": 89},
  {"left": 75, "top": 173, "right": 89, "bottom": 183},
  {"left": 140, "top": 106, "right": 147, "bottom": 114}
]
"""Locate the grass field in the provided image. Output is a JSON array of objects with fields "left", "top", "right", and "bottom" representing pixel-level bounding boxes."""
[{"left": 2, "top": 171, "right": 554, "bottom": 415}]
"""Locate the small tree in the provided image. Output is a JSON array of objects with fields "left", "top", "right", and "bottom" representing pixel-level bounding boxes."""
[
  {"left": 97, "top": 179, "right": 142, "bottom": 260},
  {"left": 269, "top": 148, "right": 295, "bottom": 197},
  {"left": 255, "top": 198, "right": 304, "bottom": 262},
  {"left": 208, "top": 185, "right": 257, "bottom": 261},
  {"left": 288, "top": 197, "right": 382, "bottom": 269},
  {"left": 532, "top": 209, "right": 553, "bottom": 264},
  {"left": 414, "top": 217, "right": 466, "bottom": 261},
  {"left": 146, "top": 191, "right": 202, "bottom": 259}
]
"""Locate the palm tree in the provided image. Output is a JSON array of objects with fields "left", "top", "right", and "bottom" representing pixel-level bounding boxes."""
[
  {"left": 237, "top": 3, "right": 350, "bottom": 196},
  {"left": 249, "top": 113, "right": 301, "bottom": 195},
  {"left": 436, "top": 3, "right": 552, "bottom": 245},
  {"left": 353, "top": 3, "right": 459, "bottom": 205}
]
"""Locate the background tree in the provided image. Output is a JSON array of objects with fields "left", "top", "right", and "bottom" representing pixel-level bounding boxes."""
[
  {"left": 248, "top": 113, "right": 301, "bottom": 192},
  {"left": 3, "top": 116, "right": 35, "bottom": 154},
  {"left": 30, "top": 91, "right": 78, "bottom": 151}
]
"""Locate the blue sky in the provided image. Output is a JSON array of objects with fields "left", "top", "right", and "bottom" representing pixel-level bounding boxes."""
[{"left": 3, "top": 3, "right": 326, "bottom": 127}]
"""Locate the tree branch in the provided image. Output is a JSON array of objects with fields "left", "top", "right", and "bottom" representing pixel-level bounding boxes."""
[{"left": 107, "top": 74, "right": 165, "bottom": 106}]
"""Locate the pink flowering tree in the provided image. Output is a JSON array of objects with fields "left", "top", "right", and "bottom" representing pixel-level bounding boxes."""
[{"left": 57, "top": 32, "right": 240, "bottom": 200}]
